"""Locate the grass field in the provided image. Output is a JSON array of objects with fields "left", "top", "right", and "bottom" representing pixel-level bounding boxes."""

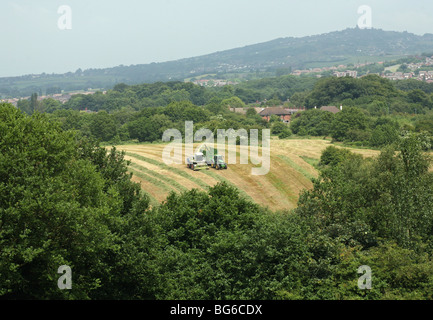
[
  {"left": 384, "top": 64, "right": 401, "bottom": 72},
  {"left": 116, "top": 139, "right": 380, "bottom": 211}
]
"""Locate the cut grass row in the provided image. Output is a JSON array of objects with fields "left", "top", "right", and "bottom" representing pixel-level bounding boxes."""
[
  {"left": 126, "top": 152, "right": 211, "bottom": 190},
  {"left": 299, "top": 156, "right": 320, "bottom": 170},
  {"left": 129, "top": 168, "right": 167, "bottom": 207},
  {"left": 128, "top": 168, "right": 172, "bottom": 193},
  {"left": 277, "top": 155, "right": 317, "bottom": 181},
  {"left": 126, "top": 151, "right": 255, "bottom": 203},
  {"left": 200, "top": 170, "right": 255, "bottom": 203},
  {"left": 129, "top": 162, "right": 189, "bottom": 193}
]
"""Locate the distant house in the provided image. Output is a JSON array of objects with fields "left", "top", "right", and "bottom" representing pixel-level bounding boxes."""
[
  {"left": 259, "top": 107, "right": 303, "bottom": 122},
  {"left": 230, "top": 107, "right": 247, "bottom": 115},
  {"left": 254, "top": 107, "right": 265, "bottom": 114},
  {"left": 334, "top": 70, "right": 358, "bottom": 78},
  {"left": 320, "top": 106, "right": 341, "bottom": 114}
]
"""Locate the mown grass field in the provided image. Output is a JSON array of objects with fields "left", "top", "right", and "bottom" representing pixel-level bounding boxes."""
[{"left": 116, "top": 138, "right": 380, "bottom": 211}]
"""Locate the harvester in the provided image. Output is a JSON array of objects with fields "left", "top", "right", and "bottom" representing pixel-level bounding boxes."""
[
  {"left": 201, "top": 145, "right": 228, "bottom": 170},
  {"left": 186, "top": 151, "right": 209, "bottom": 171}
]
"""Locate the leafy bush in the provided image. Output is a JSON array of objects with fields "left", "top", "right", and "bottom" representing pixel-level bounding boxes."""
[{"left": 278, "top": 128, "right": 292, "bottom": 139}]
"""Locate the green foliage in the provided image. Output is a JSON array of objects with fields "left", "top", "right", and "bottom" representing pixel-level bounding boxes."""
[
  {"left": 90, "top": 110, "right": 117, "bottom": 141},
  {"left": 245, "top": 107, "right": 257, "bottom": 117},
  {"left": 234, "top": 87, "right": 261, "bottom": 104},
  {"left": 270, "top": 121, "right": 286, "bottom": 134},
  {"left": 278, "top": 129, "right": 292, "bottom": 139},
  {"left": 292, "top": 133, "right": 433, "bottom": 299},
  {"left": 40, "top": 98, "right": 62, "bottom": 113},
  {"left": 415, "top": 118, "right": 433, "bottom": 135},
  {"left": 61, "top": 82, "right": 209, "bottom": 112},
  {"left": 395, "top": 79, "right": 433, "bottom": 94},
  {"left": 330, "top": 107, "right": 368, "bottom": 142},
  {"left": 0, "top": 103, "right": 149, "bottom": 299},
  {"left": 319, "top": 146, "right": 354, "bottom": 167},
  {"left": 369, "top": 118, "right": 400, "bottom": 147},
  {"left": 323, "top": 242, "right": 433, "bottom": 300},
  {"left": 298, "top": 132, "right": 433, "bottom": 250},
  {"left": 290, "top": 109, "right": 334, "bottom": 136},
  {"left": 270, "top": 121, "right": 292, "bottom": 139},
  {"left": 136, "top": 183, "right": 315, "bottom": 300},
  {"left": 265, "top": 98, "right": 282, "bottom": 106},
  {"left": 236, "top": 75, "right": 318, "bottom": 104},
  {"left": 23, "top": 73, "right": 433, "bottom": 148},
  {"left": 289, "top": 91, "right": 309, "bottom": 107},
  {"left": 221, "top": 96, "right": 246, "bottom": 109},
  {"left": 407, "top": 89, "right": 430, "bottom": 107},
  {"left": 306, "top": 75, "right": 398, "bottom": 108},
  {"left": 128, "top": 113, "right": 173, "bottom": 142},
  {"left": 269, "top": 114, "right": 280, "bottom": 123}
]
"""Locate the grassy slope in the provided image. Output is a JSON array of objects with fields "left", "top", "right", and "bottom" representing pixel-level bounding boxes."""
[{"left": 116, "top": 139, "right": 380, "bottom": 211}]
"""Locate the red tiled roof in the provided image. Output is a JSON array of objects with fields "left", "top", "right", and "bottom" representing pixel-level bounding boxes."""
[{"left": 259, "top": 107, "right": 293, "bottom": 116}]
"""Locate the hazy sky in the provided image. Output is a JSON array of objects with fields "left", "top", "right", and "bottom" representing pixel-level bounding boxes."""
[{"left": 1, "top": 0, "right": 433, "bottom": 77}]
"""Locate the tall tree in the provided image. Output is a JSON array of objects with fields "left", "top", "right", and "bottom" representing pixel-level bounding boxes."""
[{"left": 30, "top": 93, "right": 38, "bottom": 113}]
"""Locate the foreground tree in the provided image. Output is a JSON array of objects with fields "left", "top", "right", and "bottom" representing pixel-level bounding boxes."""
[
  {"left": 138, "top": 183, "right": 316, "bottom": 300},
  {"left": 0, "top": 103, "right": 149, "bottom": 299},
  {"left": 298, "top": 132, "right": 433, "bottom": 249}
]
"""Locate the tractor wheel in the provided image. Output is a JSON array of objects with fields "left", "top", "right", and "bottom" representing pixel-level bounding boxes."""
[{"left": 192, "top": 164, "right": 196, "bottom": 171}]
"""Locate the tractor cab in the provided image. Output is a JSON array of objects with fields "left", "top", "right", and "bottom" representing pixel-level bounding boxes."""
[
  {"left": 213, "top": 155, "right": 227, "bottom": 170},
  {"left": 214, "top": 155, "right": 224, "bottom": 163}
]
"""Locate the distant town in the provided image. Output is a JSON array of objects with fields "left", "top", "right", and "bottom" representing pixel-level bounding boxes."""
[
  {"left": 3, "top": 56, "right": 433, "bottom": 107},
  {"left": 291, "top": 55, "right": 433, "bottom": 82},
  {"left": 184, "top": 55, "right": 433, "bottom": 91},
  {"left": 0, "top": 90, "right": 106, "bottom": 107}
]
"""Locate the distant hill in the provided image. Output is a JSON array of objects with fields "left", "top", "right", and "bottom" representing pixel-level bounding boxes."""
[{"left": 2, "top": 27, "right": 433, "bottom": 98}]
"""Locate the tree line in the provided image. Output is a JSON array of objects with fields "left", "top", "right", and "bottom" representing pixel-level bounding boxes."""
[{"left": 12, "top": 75, "right": 432, "bottom": 150}]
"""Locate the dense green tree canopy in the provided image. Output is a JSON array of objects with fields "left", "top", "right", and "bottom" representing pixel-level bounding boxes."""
[
  {"left": 330, "top": 107, "right": 369, "bottom": 142},
  {"left": 0, "top": 103, "right": 149, "bottom": 299},
  {"left": 305, "top": 75, "right": 399, "bottom": 108},
  {"left": 290, "top": 109, "right": 335, "bottom": 136}
]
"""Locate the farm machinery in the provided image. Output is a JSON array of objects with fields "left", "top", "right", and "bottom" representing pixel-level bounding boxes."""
[
  {"left": 187, "top": 145, "right": 228, "bottom": 171},
  {"left": 186, "top": 151, "right": 209, "bottom": 171},
  {"left": 201, "top": 145, "right": 228, "bottom": 170}
]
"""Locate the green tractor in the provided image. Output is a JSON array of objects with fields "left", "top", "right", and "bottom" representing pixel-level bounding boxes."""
[
  {"left": 201, "top": 144, "right": 228, "bottom": 170},
  {"left": 212, "top": 154, "right": 228, "bottom": 170}
]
